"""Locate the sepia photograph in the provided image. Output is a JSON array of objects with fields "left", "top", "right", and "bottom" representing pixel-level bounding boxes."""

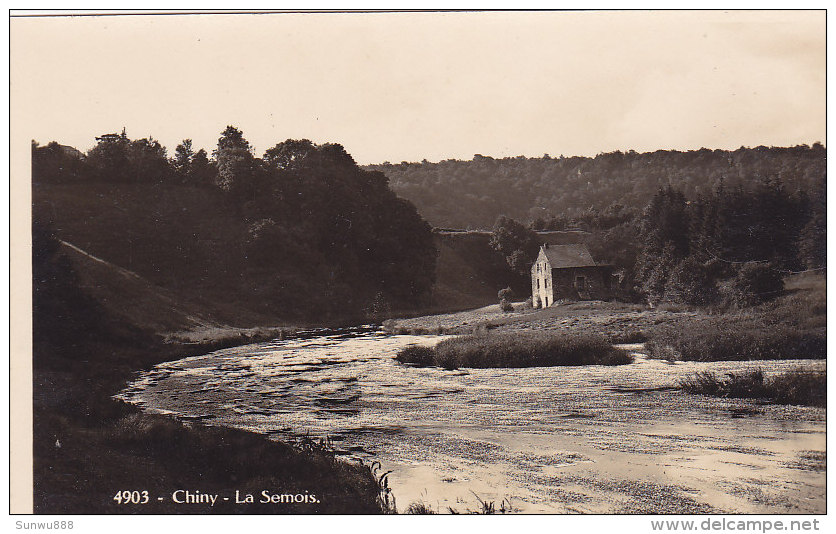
[{"left": 10, "top": 8, "right": 827, "bottom": 522}]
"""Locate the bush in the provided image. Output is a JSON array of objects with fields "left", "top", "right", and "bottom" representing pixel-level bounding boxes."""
[
  {"left": 663, "top": 258, "right": 718, "bottom": 306},
  {"left": 679, "top": 367, "right": 826, "bottom": 407},
  {"left": 499, "top": 299, "right": 514, "bottom": 312},
  {"left": 497, "top": 287, "right": 515, "bottom": 302},
  {"left": 648, "top": 277, "right": 825, "bottom": 362},
  {"left": 396, "top": 345, "right": 436, "bottom": 366},
  {"left": 725, "top": 262, "right": 784, "bottom": 307},
  {"left": 396, "top": 331, "right": 631, "bottom": 369}
]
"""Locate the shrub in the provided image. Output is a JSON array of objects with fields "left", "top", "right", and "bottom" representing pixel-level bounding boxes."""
[
  {"left": 663, "top": 258, "right": 719, "bottom": 306},
  {"left": 768, "top": 368, "right": 827, "bottom": 407},
  {"left": 499, "top": 299, "right": 514, "bottom": 312},
  {"left": 725, "top": 262, "right": 784, "bottom": 307},
  {"left": 396, "top": 345, "right": 436, "bottom": 366},
  {"left": 679, "top": 367, "right": 825, "bottom": 407},
  {"left": 608, "top": 329, "right": 649, "bottom": 344},
  {"left": 498, "top": 287, "right": 515, "bottom": 302},
  {"left": 396, "top": 330, "right": 631, "bottom": 369}
]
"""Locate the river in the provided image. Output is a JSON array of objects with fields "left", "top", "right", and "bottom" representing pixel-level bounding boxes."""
[{"left": 117, "top": 328, "right": 826, "bottom": 514}]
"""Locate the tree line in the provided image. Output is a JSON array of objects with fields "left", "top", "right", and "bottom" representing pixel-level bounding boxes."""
[
  {"left": 367, "top": 144, "right": 825, "bottom": 230},
  {"left": 32, "top": 128, "right": 437, "bottom": 322}
]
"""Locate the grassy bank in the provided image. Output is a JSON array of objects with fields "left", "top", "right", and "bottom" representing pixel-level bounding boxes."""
[
  {"left": 34, "top": 329, "right": 385, "bottom": 514},
  {"left": 396, "top": 331, "right": 631, "bottom": 370},
  {"left": 679, "top": 368, "right": 826, "bottom": 407},
  {"left": 646, "top": 274, "right": 826, "bottom": 362}
]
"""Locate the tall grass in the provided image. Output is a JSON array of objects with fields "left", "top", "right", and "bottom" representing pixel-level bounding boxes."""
[
  {"left": 647, "top": 321, "right": 826, "bottom": 362},
  {"left": 647, "top": 278, "right": 826, "bottom": 362},
  {"left": 679, "top": 367, "right": 826, "bottom": 407},
  {"left": 396, "top": 331, "right": 631, "bottom": 370}
]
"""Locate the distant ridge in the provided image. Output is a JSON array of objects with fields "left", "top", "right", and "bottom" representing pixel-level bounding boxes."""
[{"left": 368, "top": 144, "right": 826, "bottom": 229}]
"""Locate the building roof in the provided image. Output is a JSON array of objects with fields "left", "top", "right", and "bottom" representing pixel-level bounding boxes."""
[{"left": 541, "top": 243, "right": 599, "bottom": 269}]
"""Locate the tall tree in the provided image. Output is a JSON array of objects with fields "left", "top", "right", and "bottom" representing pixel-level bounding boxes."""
[
  {"left": 490, "top": 216, "right": 540, "bottom": 276},
  {"left": 173, "top": 139, "right": 194, "bottom": 180},
  {"left": 213, "top": 126, "right": 256, "bottom": 192},
  {"left": 187, "top": 149, "right": 216, "bottom": 186}
]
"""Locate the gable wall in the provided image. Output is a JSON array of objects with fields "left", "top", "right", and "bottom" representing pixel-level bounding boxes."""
[{"left": 531, "top": 250, "right": 553, "bottom": 307}]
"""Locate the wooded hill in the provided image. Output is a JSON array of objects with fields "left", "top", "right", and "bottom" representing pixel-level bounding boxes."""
[
  {"left": 366, "top": 144, "right": 826, "bottom": 229},
  {"left": 33, "top": 129, "right": 437, "bottom": 329}
]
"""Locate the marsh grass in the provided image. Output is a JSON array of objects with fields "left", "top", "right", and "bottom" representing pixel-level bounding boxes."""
[
  {"left": 647, "top": 276, "right": 826, "bottom": 362},
  {"left": 396, "top": 331, "right": 631, "bottom": 370},
  {"left": 647, "top": 322, "right": 826, "bottom": 362},
  {"left": 404, "top": 501, "right": 437, "bottom": 514},
  {"left": 679, "top": 367, "right": 826, "bottom": 407}
]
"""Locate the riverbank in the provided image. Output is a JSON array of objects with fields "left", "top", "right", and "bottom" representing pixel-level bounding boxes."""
[
  {"left": 33, "top": 326, "right": 386, "bottom": 514},
  {"left": 387, "top": 299, "right": 691, "bottom": 341},
  {"left": 387, "top": 273, "right": 826, "bottom": 358}
]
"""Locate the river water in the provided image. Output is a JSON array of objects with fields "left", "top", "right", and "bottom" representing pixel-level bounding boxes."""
[{"left": 117, "top": 329, "right": 826, "bottom": 514}]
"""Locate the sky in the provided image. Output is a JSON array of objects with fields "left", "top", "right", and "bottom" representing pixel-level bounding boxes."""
[{"left": 11, "top": 10, "right": 826, "bottom": 165}]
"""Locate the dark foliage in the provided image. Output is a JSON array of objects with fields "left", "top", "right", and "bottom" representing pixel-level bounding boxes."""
[
  {"left": 32, "top": 128, "right": 437, "bottom": 322},
  {"left": 725, "top": 262, "right": 785, "bottom": 307},
  {"left": 679, "top": 368, "right": 826, "bottom": 407},
  {"left": 635, "top": 173, "right": 822, "bottom": 306},
  {"left": 31, "top": 141, "right": 86, "bottom": 183},
  {"left": 31, "top": 220, "right": 147, "bottom": 369},
  {"left": 489, "top": 216, "right": 540, "bottom": 276},
  {"left": 648, "top": 321, "right": 825, "bottom": 362}
]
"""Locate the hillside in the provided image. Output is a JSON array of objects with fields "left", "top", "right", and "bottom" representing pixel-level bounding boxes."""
[
  {"left": 33, "top": 182, "right": 278, "bottom": 327},
  {"left": 366, "top": 144, "right": 826, "bottom": 229},
  {"left": 33, "top": 132, "right": 438, "bottom": 326},
  {"left": 58, "top": 240, "right": 222, "bottom": 334}
]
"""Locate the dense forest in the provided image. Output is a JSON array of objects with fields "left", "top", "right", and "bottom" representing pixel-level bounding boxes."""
[
  {"left": 366, "top": 145, "right": 826, "bottom": 230},
  {"left": 32, "top": 128, "right": 437, "bottom": 324}
]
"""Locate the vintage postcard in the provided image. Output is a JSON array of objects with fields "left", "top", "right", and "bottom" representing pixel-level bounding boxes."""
[{"left": 9, "top": 8, "right": 827, "bottom": 527}]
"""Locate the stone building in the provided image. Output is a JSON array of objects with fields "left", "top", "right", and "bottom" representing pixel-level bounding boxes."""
[{"left": 531, "top": 243, "right": 613, "bottom": 307}]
